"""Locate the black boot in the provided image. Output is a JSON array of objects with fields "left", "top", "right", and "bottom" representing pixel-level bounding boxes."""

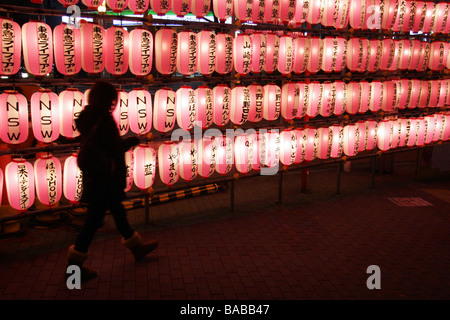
[
  {"left": 67, "top": 245, "right": 98, "bottom": 282},
  {"left": 122, "top": 232, "right": 158, "bottom": 261}
]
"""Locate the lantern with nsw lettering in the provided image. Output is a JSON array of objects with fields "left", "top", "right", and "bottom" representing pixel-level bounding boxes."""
[
  {"left": 158, "top": 141, "right": 180, "bottom": 186},
  {"left": 263, "top": 84, "right": 281, "bottom": 121},
  {"left": 307, "top": 37, "right": 323, "bottom": 73},
  {"left": 292, "top": 37, "right": 309, "bottom": 74},
  {"left": 153, "top": 88, "right": 176, "bottom": 133},
  {"left": 128, "top": 0, "right": 149, "bottom": 13},
  {"left": 155, "top": 28, "right": 177, "bottom": 76},
  {"left": 191, "top": 0, "right": 211, "bottom": 18},
  {"left": 34, "top": 154, "right": 62, "bottom": 207},
  {"left": 107, "top": 0, "right": 129, "bottom": 12},
  {"left": 112, "top": 89, "right": 129, "bottom": 136},
  {"left": 321, "top": 37, "right": 347, "bottom": 73},
  {"left": 214, "top": 135, "right": 233, "bottom": 175},
  {"left": 376, "top": 119, "right": 392, "bottom": 151},
  {"left": 215, "top": 33, "right": 233, "bottom": 75},
  {"left": 416, "top": 117, "right": 427, "bottom": 146},
  {"left": 197, "top": 137, "right": 216, "bottom": 178},
  {"left": 177, "top": 30, "right": 197, "bottom": 76},
  {"left": 281, "top": 83, "right": 299, "bottom": 121},
  {"left": 197, "top": 30, "right": 216, "bottom": 76},
  {"left": 213, "top": 84, "right": 231, "bottom": 127},
  {"left": 59, "top": 88, "right": 84, "bottom": 138},
  {"left": 343, "top": 124, "right": 360, "bottom": 157},
  {"left": 195, "top": 86, "right": 214, "bottom": 129},
  {"left": 234, "top": 133, "right": 253, "bottom": 174},
  {"left": 133, "top": 144, "right": 156, "bottom": 190},
  {"left": 0, "top": 19, "right": 21, "bottom": 76},
  {"left": 124, "top": 150, "right": 134, "bottom": 192},
  {"left": 128, "top": 88, "right": 152, "bottom": 135},
  {"left": 264, "top": 33, "right": 279, "bottom": 73},
  {"left": 104, "top": 26, "right": 129, "bottom": 76},
  {"left": 176, "top": 86, "right": 196, "bottom": 131},
  {"left": 22, "top": 21, "right": 53, "bottom": 76},
  {"left": 0, "top": 91, "right": 29, "bottom": 145},
  {"left": 5, "top": 159, "right": 35, "bottom": 211},
  {"left": 129, "top": 28, "right": 153, "bottom": 77},
  {"left": 234, "top": 0, "right": 252, "bottom": 22},
  {"left": 279, "top": 129, "right": 297, "bottom": 166},
  {"left": 53, "top": 24, "right": 81, "bottom": 76},
  {"left": 230, "top": 86, "right": 250, "bottom": 125},
  {"left": 63, "top": 154, "right": 83, "bottom": 204},
  {"left": 82, "top": 0, "right": 102, "bottom": 9},
  {"left": 81, "top": 23, "right": 104, "bottom": 74},
  {"left": 390, "top": 119, "right": 400, "bottom": 149},
  {"left": 248, "top": 83, "right": 264, "bottom": 122},
  {"left": 31, "top": 90, "right": 60, "bottom": 144},
  {"left": 428, "top": 42, "right": 448, "bottom": 71},
  {"left": 233, "top": 33, "right": 252, "bottom": 76},
  {"left": 301, "top": 127, "right": 318, "bottom": 162},
  {"left": 278, "top": 35, "right": 294, "bottom": 75},
  {"left": 213, "top": 0, "right": 233, "bottom": 21},
  {"left": 250, "top": 33, "right": 266, "bottom": 74},
  {"left": 179, "top": 140, "right": 198, "bottom": 181}
]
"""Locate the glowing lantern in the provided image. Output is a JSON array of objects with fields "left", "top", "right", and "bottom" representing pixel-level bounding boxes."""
[
  {"left": 177, "top": 30, "right": 197, "bottom": 76},
  {"left": 82, "top": 0, "right": 102, "bottom": 9},
  {"left": 394, "top": 79, "right": 409, "bottom": 110},
  {"left": 264, "top": 33, "right": 279, "bottom": 73},
  {"left": 278, "top": 0, "right": 296, "bottom": 23},
  {"left": 397, "top": 118, "right": 409, "bottom": 147},
  {"left": 172, "top": 0, "right": 190, "bottom": 17},
  {"left": 442, "top": 113, "right": 450, "bottom": 141},
  {"left": 153, "top": 88, "right": 176, "bottom": 133},
  {"left": 406, "top": 118, "right": 418, "bottom": 147},
  {"left": 213, "top": 84, "right": 231, "bottom": 127},
  {"left": 376, "top": 120, "right": 392, "bottom": 151},
  {"left": 380, "top": 39, "right": 397, "bottom": 71},
  {"left": 428, "top": 80, "right": 440, "bottom": 109},
  {"left": 319, "top": 82, "right": 334, "bottom": 117},
  {"left": 0, "top": 168, "right": 2, "bottom": 206},
  {"left": 317, "top": 126, "right": 331, "bottom": 160},
  {"left": 344, "top": 82, "right": 361, "bottom": 115},
  {"left": 129, "top": 28, "right": 153, "bottom": 77},
  {"left": 301, "top": 127, "right": 318, "bottom": 162},
  {"left": 5, "top": 159, "right": 35, "bottom": 211},
  {"left": 420, "top": 2, "right": 435, "bottom": 34},
  {"left": 128, "top": 88, "right": 152, "bottom": 135},
  {"left": 63, "top": 154, "right": 83, "bottom": 204},
  {"left": 263, "top": 0, "right": 278, "bottom": 23},
  {"left": 133, "top": 144, "right": 156, "bottom": 190},
  {"left": 306, "top": 0, "right": 322, "bottom": 25},
  {"left": 306, "top": 82, "right": 320, "bottom": 118},
  {"left": 80, "top": 23, "right": 104, "bottom": 74},
  {"left": 415, "top": 118, "right": 427, "bottom": 146},
  {"left": 281, "top": 83, "right": 299, "bottom": 121},
  {"left": 278, "top": 35, "right": 294, "bottom": 75},
  {"left": 438, "top": 79, "right": 448, "bottom": 107},
  {"left": 22, "top": 21, "right": 53, "bottom": 76},
  {"left": 179, "top": 140, "right": 198, "bottom": 181},
  {"left": 408, "top": 39, "right": 422, "bottom": 71},
  {"left": 31, "top": 90, "right": 60, "bottom": 144},
  {"left": 234, "top": 134, "right": 253, "bottom": 174},
  {"left": 34, "top": 154, "right": 62, "bottom": 207},
  {"left": 191, "top": 0, "right": 211, "bottom": 18},
  {"left": 292, "top": 37, "right": 310, "bottom": 74},
  {"left": 398, "top": 39, "right": 412, "bottom": 70},
  {"left": 331, "top": 81, "right": 346, "bottom": 116},
  {"left": 417, "top": 80, "right": 429, "bottom": 109},
  {"left": 197, "top": 137, "right": 216, "bottom": 178},
  {"left": 364, "top": 119, "right": 378, "bottom": 151},
  {"left": 381, "top": 81, "right": 396, "bottom": 112},
  {"left": 58, "top": 0, "right": 79, "bottom": 7},
  {"left": 416, "top": 41, "right": 430, "bottom": 72},
  {"left": 0, "top": 19, "right": 21, "bottom": 76},
  {"left": 176, "top": 86, "right": 196, "bottom": 131},
  {"left": 259, "top": 130, "right": 280, "bottom": 169},
  {"left": 368, "top": 80, "right": 382, "bottom": 113},
  {"left": 307, "top": 37, "right": 323, "bottom": 73},
  {"left": 367, "top": 39, "right": 382, "bottom": 73},
  {"left": 230, "top": 86, "right": 251, "bottom": 125},
  {"left": 250, "top": 33, "right": 266, "bottom": 74},
  {"left": 390, "top": 119, "right": 400, "bottom": 149},
  {"left": 234, "top": 0, "right": 252, "bottom": 22},
  {"left": 392, "top": 0, "right": 410, "bottom": 32},
  {"left": 195, "top": 86, "right": 214, "bottom": 129},
  {"left": 158, "top": 142, "right": 180, "bottom": 186},
  {"left": 334, "top": 0, "right": 350, "bottom": 29},
  {"left": 428, "top": 42, "right": 448, "bottom": 71},
  {"left": 432, "top": 113, "right": 444, "bottom": 142},
  {"left": 112, "top": 89, "right": 129, "bottom": 136},
  {"left": 328, "top": 125, "right": 344, "bottom": 158},
  {"left": 295, "top": 82, "right": 308, "bottom": 119},
  {"left": 349, "top": 0, "right": 367, "bottom": 30},
  {"left": 293, "top": 0, "right": 307, "bottom": 25},
  {"left": 356, "top": 121, "right": 368, "bottom": 152},
  {"left": 214, "top": 135, "right": 233, "bottom": 175},
  {"left": 263, "top": 84, "right": 281, "bottom": 121},
  {"left": 347, "top": 37, "right": 369, "bottom": 72},
  {"left": 380, "top": 0, "right": 399, "bottom": 30},
  {"left": 343, "top": 124, "right": 360, "bottom": 157},
  {"left": 215, "top": 33, "right": 233, "bottom": 75},
  {"left": 433, "top": 2, "right": 449, "bottom": 34},
  {"left": 424, "top": 115, "right": 436, "bottom": 145},
  {"left": 107, "top": 0, "right": 129, "bottom": 12},
  {"left": 321, "top": 0, "right": 337, "bottom": 27},
  {"left": 0, "top": 91, "right": 29, "bottom": 145},
  {"left": 278, "top": 129, "right": 297, "bottom": 166},
  {"left": 321, "top": 37, "right": 347, "bottom": 73},
  {"left": 233, "top": 33, "right": 252, "bottom": 76},
  {"left": 155, "top": 28, "right": 177, "bottom": 76},
  {"left": 197, "top": 30, "right": 216, "bottom": 76},
  {"left": 124, "top": 150, "right": 134, "bottom": 192},
  {"left": 53, "top": 24, "right": 81, "bottom": 76},
  {"left": 213, "top": 0, "right": 233, "bottom": 21},
  {"left": 104, "top": 27, "right": 129, "bottom": 76},
  {"left": 128, "top": 0, "right": 150, "bottom": 13},
  {"left": 59, "top": 88, "right": 84, "bottom": 139},
  {"left": 247, "top": 83, "right": 264, "bottom": 123}
]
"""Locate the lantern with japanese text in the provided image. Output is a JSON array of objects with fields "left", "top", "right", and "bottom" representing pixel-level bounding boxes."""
[
  {"left": 250, "top": 33, "right": 266, "bottom": 74},
  {"left": 306, "top": 82, "right": 320, "bottom": 118},
  {"left": 390, "top": 119, "right": 400, "bottom": 149},
  {"left": 328, "top": 125, "right": 344, "bottom": 158},
  {"left": 281, "top": 83, "right": 299, "bottom": 121},
  {"left": 380, "top": 39, "right": 398, "bottom": 71},
  {"left": 233, "top": 33, "right": 252, "bottom": 76},
  {"left": 380, "top": 0, "right": 399, "bottom": 30},
  {"left": 347, "top": 37, "right": 369, "bottom": 72},
  {"left": 367, "top": 39, "right": 382, "bottom": 73},
  {"left": 214, "top": 135, "right": 233, "bottom": 175},
  {"left": 317, "top": 126, "right": 331, "bottom": 160},
  {"left": 359, "top": 81, "right": 370, "bottom": 114},
  {"left": 416, "top": 42, "right": 430, "bottom": 72},
  {"left": 301, "top": 127, "right": 318, "bottom": 162},
  {"left": 22, "top": 21, "right": 53, "bottom": 76},
  {"left": 230, "top": 86, "right": 250, "bottom": 125},
  {"left": 408, "top": 39, "right": 422, "bottom": 71},
  {"left": 428, "top": 80, "right": 440, "bottom": 109},
  {"left": 153, "top": 88, "right": 176, "bottom": 133},
  {"left": 128, "top": 88, "right": 152, "bottom": 135},
  {"left": 406, "top": 79, "right": 421, "bottom": 109},
  {"left": 334, "top": 0, "right": 350, "bottom": 29},
  {"left": 321, "top": 37, "right": 347, "bottom": 73},
  {"left": 349, "top": 0, "right": 367, "bottom": 30},
  {"left": 428, "top": 41, "right": 448, "bottom": 71},
  {"left": 295, "top": 82, "right": 308, "bottom": 119},
  {"left": 263, "top": 0, "right": 278, "bottom": 23},
  {"left": 63, "top": 154, "right": 83, "bottom": 204},
  {"left": 215, "top": 33, "right": 233, "bottom": 75},
  {"left": 263, "top": 84, "right": 281, "bottom": 121},
  {"left": 264, "top": 33, "right": 279, "bottom": 73},
  {"left": 197, "top": 30, "right": 216, "bottom": 76},
  {"left": 197, "top": 137, "right": 216, "bottom": 178},
  {"left": 31, "top": 89, "right": 60, "bottom": 144},
  {"left": 345, "top": 82, "right": 361, "bottom": 115},
  {"left": 278, "top": 0, "right": 296, "bottom": 24},
  {"left": 158, "top": 141, "right": 180, "bottom": 186},
  {"left": 259, "top": 130, "right": 280, "bottom": 169},
  {"left": 381, "top": 81, "right": 396, "bottom": 112},
  {"left": 292, "top": 37, "right": 309, "bottom": 74},
  {"left": 213, "top": 84, "right": 231, "bottom": 127},
  {"left": 421, "top": 2, "right": 435, "bottom": 34},
  {"left": 112, "top": 89, "right": 129, "bottom": 136},
  {"left": 82, "top": 0, "right": 102, "bottom": 9},
  {"left": 434, "top": 2, "right": 449, "bottom": 34},
  {"left": 417, "top": 80, "right": 429, "bottom": 109},
  {"left": 128, "top": 0, "right": 150, "bottom": 13},
  {"left": 442, "top": 113, "right": 450, "bottom": 141},
  {"left": 124, "top": 150, "right": 134, "bottom": 192},
  {"left": 0, "top": 19, "right": 21, "bottom": 76},
  {"left": 432, "top": 113, "right": 445, "bottom": 142},
  {"left": 0, "top": 168, "right": 2, "bottom": 206},
  {"left": 306, "top": 0, "right": 322, "bottom": 24},
  {"left": 129, "top": 28, "right": 153, "bottom": 77},
  {"left": 293, "top": 0, "right": 307, "bottom": 25},
  {"left": 179, "top": 139, "right": 198, "bottom": 181},
  {"left": 364, "top": 119, "right": 378, "bottom": 151},
  {"left": 177, "top": 30, "right": 197, "bottom": 76},
  {"left": 376, "top": 119, "right": 392, "bottom": 152},
  {"left": 80, "top": 23, "right": 104, "bottom": 74},
  {"left": 59, "top": 88, "right": 84, "bottom": 138},
  {"left": 248, "top": 83, "right": 264, "bottom": 123},
  {"left": 394, "top": 79, "right": 409, "bottom": 110},
  {"left": 343, "top": 124, "right": 360, "bottom": 157},
  {"left": 155, "top": 28, "right": 177, "bottom": 76},
  {"left": 104, "top": 26, "right": 129, "bottom": 76},
  {"left": 0, "top": 91, "right": 29, "bottom": 145},
  {"left": 279, "top": 129, "right": 297, "bottom": 166},
  {"left": 424, "top": 115, "right": 436, "bottom": 145},
  {"left": 191, "top": 0, "right": 211, "bottom": 18},
  {"left": 172, "top": 0, "right": 191, "bottom": 17},
  {"left": 438, "top": 79, "right": 448, "bottom": 108},
  {"left": 133, "top": 144, "right": 156, "bottom": 190},
  {"left": 355, "top": 120, "right": 367, "bottom": 153},
  {"left": 307, "top": 37, "right": 323, "bottom": 73},
  {"left": 58, "top": 0, "right": 79, "bottom": 7},
  {"left": 176, "top": 86, "right": 196, "bottom": 131},
  {"left": 234, "top": 0, "right": 252, "bottom": 22},
  {"left": 331, "top": 81, "right": 346, "bottom": 116},
  {"left": 150, "top": 0, "right": 171, "bottom": 15},
  {"left": 5, "top": 159, "right": 35, "bottom": 212},
  {"left": 252, "top": 0, "right": 264, "bottom": 23},
  {"left": 397, "top": 118, "right": 409, "bottom": 147},
  {"left": 398, "top": 39, "right": 412, "bottom": 70},
  {"left": 392, "top": 0, "right": 410, "bottom": 32},
  {"left": 34, "top": 154, "right": 62, "bottom": 207},
  {"left": 234, "top": 133, "right": 254, "bottom": 174},
  {"left": 107, "top": 0, "right": 129, "bottom": 12},
  {"left": 195, "top": 86, "right": 214, "bottom": 129},
  {"left": 319, "top": 82, "right": 334, "bottom": 117},
  {"left": 415, "top": 118, "right": 427, "bottom": 146},
  {"left": 53, "top": 24, "right": 81, "bottom": 76},
  {"left": 278, "top": 35, "right": 294, "bottom": 75},
  {"left": 213, "top": 0, "right": 233, "bottom": 21}
]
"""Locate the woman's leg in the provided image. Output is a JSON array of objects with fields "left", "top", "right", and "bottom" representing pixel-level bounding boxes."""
[
  {"left": 108, "top": 200, "right": 135, "bottom": 240},
  {"left": 74, "top": 202, "right": 108, "bottom": 253}
]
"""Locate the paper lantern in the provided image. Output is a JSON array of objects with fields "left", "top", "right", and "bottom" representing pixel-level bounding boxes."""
[
  {"left": 343, "top": 124, "right": 360, "bottom": 156},
  {"left": 347, "top": 37, "right": 369, "bottom": 72},
  {"left": 128, "top": 88, "right": 152, "bottom": 135},
  {"left": 124, "top": 150, "right": 134, "bottom": 192},
  {"left": 129, "top": 28, "right": 153, "bottom": 77},
  {"left": 104, "top": 26, "right": 129, "bottom": 76},
  {"left": 230, "top": 86, "right": 251, "bottom": 125},
  {"left": 349, "top": 0, "right": 367, "bottom": 30},
  {"left": 392, "top": 0, "right": 410, "bottom": 32},
  {"left": 213, "top": 0, "right": 233, "bottom": 21},
  {"left": 153, "top": 88, "right": 176, "bottom": 133},
  {"left": 234, "top": 133, "right": 254, "bottom": 174},
  {"left": 301, "top": 127, "right": 318, "bottom": 162},
  {"left": 424, "top": 115, "right": 436, "bottom": 145},
  {"left": 428, "top": 41, "right": 448, "bottom": 71},
  {"left": 5, "top": 159, "right": 35, "bottom": 211},
  {"left": 197, "top": 137, "right": 216, "bottom": 178},
  {"left": 380, "top": 0, "right": 398, "bottom": 30},
  {"left": 214, "top": 135, "right": 233, "bottom": 175},
  {"left": 381, "top": 81, "right": 396, "bottom": 112},
  {"left": 390, "top": 119, "right": 400, "bottom": 149},
  {"left": 367, "top": 39, "right": 382, "bottom": 73},
  {"left": 233, "top": 33, "right": 252, "bottom": 76},
  {"left": 251, "top": 0, "right": 264, "bottom": 23},
  {"left": 394, "top": 79, "right": 409, "bottom": 110},
  {"left": 307, "top": 37, "right": 323, "bottom": 73},
  {"left": 171, "top": 0, "right": 191, "bottom": 17},
  {"left": 80, "top": 23, "right": 104, "bottom": 74},
  {"left": 432, "top": 113, "right": 444, "bottom": 142},
  {"left": 433, "top": 2, "right": 449, "bottom": 34},
  {"left": 0, "top": 168, "right": 2, "bottom": 206},
  {"left": 278, "top": 0, "right": 296, "bottom": 23},
  {"left": 417, "top": 80, "right": 429, "bottom": 109},
  {"left": 407, "top": 79, "right": 421, "bottom": 109},
  {"left": 177, "top": 30, "right": 197, "bottom": 76},
  {"left": 197, "top": 30, "right": 216, "bottom": 76},
  {"left": 22, "top": 21, "right": 53, "bottom": 76},
  {"left": 178, "top": 140, "right": 198, "bottom": 181},
  {"left": 321, "top": 0, "right": 337, "bottom": 27},
  {"left": 319, "top": 82, "right": 334, "bottom": 117},
  {"left": 128, "top": 0, "right": 150, "bottom": 13},
  {"left": 279, "top": 129, "right": 297, "bottom": 166},
  {"left": 155, "top": 28, "right": 177, "bottom": 76},
  {"left": 82, "top": 0, "right": 102, "bottom": 9},
  {"left": 191, "top": 0, "right": 211, "bottom": 18},
  {"left": 364, "top": 119, "right": 377, "bottom": 151},
  {"left": 213, "top": 84, "right": 231, "bottom": 127},
  {"left": 278, "top": 35, "right": 294, "bottom": 75},
  {"left": 250, "top": 33, "right": 266, "bottom": 74},
  {"left": 334, "top": 0, "right": 350, "bottom": 29},
  {"left": 420, "top": 2, "right": 435, "bottom": 34},
  {"left": 408, "top": 39, "right": 421, "bottom": 71},
  {"left": 345, "top": 82, "right": 361, "bottom": 115},
  {"left": 31, "top": 90, "right": 60, "bottom": 144},
  {"left": 317, "top": 126, "right": 331, "bottom": 160},
  {"left": 442, "top": 113, "right": 450, "bottom": 141},
  {"left": 195, "top": 86, "right": 214, "bottom": 129},
  {"left": 34, "top": 154, "right": 62, "bottom": 207},
  {"left": 0, "top": 19, "right": 21, "bottom": 76},
  {"left": 176, "top": 86, "right": 196, "bottom": 130},
  {"left": 306, "top": 0, "right": 322, "bottom": 25},
  {"left": 328, "top": 125, "right": 344, "bottom": 158},
  {"left": 107, "top": 0, "right": 129, "bottom": 12},
  {"left": 293, "top": 0, "right": 307, "bottom": 25},
  {"left": 112, "top": 89, "right": 129, "bottom": 136},
  {"left": 415, "top": 118, "right": 427, "bottom": 146},
  {"left": 264, "top": 33, "right": 279, "bottom": 73},
  {"left": 63, "top": 154, "right": 83, "bottom": 204},
  {"left": 133, "top": 144, "right": 156, "bottom": 190},
  {"left": 281, "top": 83, "right": 299, "bottom": 121},
  {"left": 247, "top": 83, "right": 264, "bottom": 123},
  {"left": 355, "top": 121, "right": 368, "bottom": 152},
  {"left": 321, "top": 37, "right": 347, "bottom": 73},
  {"left": 397, "top": 118, "right": 408, "bottom": 147},
  {"left": 59, "top": 88, "right": 84, "bottom": 139},
  {"left": 294, "top": 82, "right": 308, "bottom": 119},
  {"left": 248, "top": 132, "right": 261, "bottom": 171},
  {"left": 428, "top": 80, "right": 440, "bottom": 109},
  {"left": 263, "top": 84, "right": 281, "bottom": 121},
  {"left": 263, "top": 0, "right": 279, "bottom": 23},
  {"left": 331, "top": 81, "right": 346, "bottom": 116},
  {"left": 292, "top": 36, "right": 310, "bottom": 74},
  {"left": 380, "top": 39, "right": 397, "bottom": 71},
  {"left": 376, "top": 119, "right": 392, "bottom": 151},
  {"left": 53, "top": 24, "right": 81, "bottom": 76},
  {"left": 437, "top": 79, "right": 448, "bottom": 107},
  {"left": 158, "top": 141, "right": 180, "bottom": 186},
  {"left": 234, "top": 0, "right": 252, "bottom": 22},
  {"left": 305, "top": 82, "right": 320, "bottom": 118},
  {"left": 0, "top": 91, "right": 29, "bottom": 145},
  {"left": 215, "top": 33, "right": 233, "bottom": 75},
  {"left": 398, "top": 39, "right": 412, "bottom": 70},
  {"left": 259, "top": 130, "right": 280, "bottom": 169},
  {"left": 416, "top": 41, "right": 430, "bottom": 72},
  {"left": 58, "top": 0, "right": 79, "bottom": 7}
]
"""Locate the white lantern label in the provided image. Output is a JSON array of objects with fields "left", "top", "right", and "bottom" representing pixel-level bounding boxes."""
[
  {"left": 62, "top": 26, "right": 77, "bottom": 74},
  {"left": 113, "top": 29, "right": 125, "bottom": 73},
  {"left": 140, "top": 30, "right": 152, "bottom": 74},
  {"left": 5, "top": 95, "right": 22, "bottom": 142},
  {"left": 1, "top": 20, "right": 16, "bottom": 74},
  {"left": 45, "top": 159, "right": 58, "bottom": 206},
  {"left": 92, "top": 25, "right": 103, "bottom": 72},
  {"left": 37, "top": 24, "right": 51, "bottom": 74},
  {"left": 18, "top": 164, "right": 31, "bottom": 210}
]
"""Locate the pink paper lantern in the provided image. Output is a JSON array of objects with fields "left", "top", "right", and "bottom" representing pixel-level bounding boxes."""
[
  {"left": 0, "top": 168, "right": 2, "bottom": 206},
  {"left": 263, "top": 0, "right": 278, "bottom": 23},
  {"left": 368, "top": 80, "right": 382, "bottom": 112},
  {"left": 421, "top": 2, "right": 435, "bottom": 34},
  {"left": 82, "top": 0, "right": 102, "bottom": 9},
  {"left": 349, "top": 0, "right": 367, "bottom": 30},
  {"left": 195, "top": 86, "right": 214, "bottom": 129},
  {"left": 247, "top": 83, "right": 264, "bottom": 123},
  {"left": 263, "top": 84, "right": 281, "bottom": 121},
  {"left": 321, "top": 37, "right": 347, "bottom": 73},
  {"left": 153, "top": 88, "right": 176, "bottom": 133},
  {"left": 306, "top": 0, "right": 322, "bottom": 25},
  {"left": 249, "top": 132, "right": 261, "bottom": 170},
  {"left": 395, "top": 0, "right": 413, "bottom": 32},
  {"left": 53, "top": 24, "right": 81, "bottom": 76},
  {"left": 215, "top": 33, "right": 233, "bottom": 75},
  {"left": 408, "top": 39, "right": 422, "bottom": 71},
  {"left": 176, "top": 86, "right": 196, "bottom": 131},
  {"left": 301, "top": 127, "right": 318, "bottom": 162},
  {"left": 346, "top": 37, "right": 369, "bottom": 72},
  {"left": 129, "top": 28, "right": 153, "bottom": 77},
  {"left": 233, "top": 33, "right": 252, "bottom": 76},
  {"left": 293, "top": 0, "right": 307, "bottom": 25},
  {"left": 63, "top": 154, "right": 83, "bottom": 204},
  {"left": 345, "top": 81, "right": 361, "bottom": 115},
  {"left": 428, "top": 41, "right": 448, "bottom": 71},
  {"left": 380, "top": 39, "right": 398, "bottom": 71},
  {"left": 0, "top": 91, "right": 29, "bottom": 145},
  {"left": 197, "top": 137, "right": 216, "bottom": 178},
  {"left": 278, "top": 35, "right": 294, "bottom": 75},
  {"left": 177, "top": 30, "right": 197, "bottom": 76},
  {"left": 331, "top": 81, "right": 346, "bottom": 116},
  {"left": 172, "top": 0, "right": 191, "bottom": 17},
  {"left": 329, "top": 125, "right": 344, "bottom": 158},
  {"left": 34, "top": 154, "right": 62, "bottom": 207},
  {"left": 80, "top": 23, "right": 104, "bottom": 74},
  {"left": 394, "top": 79, "right": 409, "bottom": 110},
  {"left": 214, "top": 135, "right": 233, "bottom": 175},
  {"left": 432, "top": 113, "right": 444, "bottom": 142},
  {"left": 197, "top": 30, "right": 216, "bottom": 76},
  {"left": 437, "top": 79, "right": 448, "bottom": 107},
  {"left": 31, "top": 89, "right": 60, "bottom": 144},
  {"left": 107, "top": 0, "right": 129, "bottom": 12},
  {"left": 279, "top": 129, "right": 297, "bottom": 166},
  {"left": 321, "top": 0, "right": 337, "bottom": 27},
  {"left": 415, "top": 118, "right": 427, "bottom": 146},
  {"left": 343, "top": 124, "right": 359, "bottom": 156},
  {"left": 319, "top": 82, "right": 333, "bottom": 117},
  {"left": 158, "top": 141, "right": 180, "bottom": 186},
  {"left": 234, "top": 133, "right": 254, "bottom": 174},
  {"left": 59, "top": 88, "right": 84, "bottom": 139},
  {"left": 377, "top": 119, "right": 392, "bottom": 151},
  {"left": 442, "top": 113, "right": 450, "bottom": 141},
  {"left": 6, "top": 159, "right": 35, "bottom": 212},
  {"left": 415, "top": 41, "right": 430, "bottom": 72},
  {"left": 307, "top": 37, "right": 323, "bottom": 73},
  {"left": 424, "top": 115, "right": 436, "bottom": 145},
  {"left": 398, "top": 39, "right": 412, "bottom": 70},
  {"left": 0, "top": 19, "right": 21, "bottom": 76},
  {"left": 381, "top": 81, "right": 396, "bottom": 112},
  {"left": 292, "top": 129, "right": 303, "bottom": 164},
  {"left": 150, "top": 0, "right": 171, "bottom": 15},
  {"left": 155, "top": 28, "right": 177, "bottom": 76},
  {"left": 112, "top": 89, "right": 129, "bottom": 136},
  {"left": 428, "top": 80, "right": 440, "bottom": 109},
  {"left": 260, "top": 130, "right": 280, "bottom": 168},
  {"left": 230, "top": 86, "right": 251, "bottom": 125},
  {"left": 250, "top": 33, "right": 266, "bottom": 74},
  {"left": 367, "top": 39, "right": 382, "bottom": 73},
  {"left": 128, "top": 88, "right": 152, "bottom": 135},
  {"left": 433, "top": 2, "right": 449, "bottom": 34},
  {"left": 128, "top": 0, "right": 150, "bottom": 13},
  {"left": 417, "top": 80, "right": 429, "bottom": 109},
  {"left": 365, "top": 0, "right": 381, "bottom": 30},
  {"left": 133, "top": 144, "right": 156, "bottom": 190},
  {"left": 334, "top": 0, "right": 350, "bottom": 29},
  {"left": 58, "top": 0, "right": 79, "bottom": 7},
  {"left": 22, "top": 21, "right": 53, "bottom": 76},
  {"left": 390, "top": 119, "right": 400, "bottom": 149},
  {"left": 278, "top": 0, "right": 296, "bottom": 24},
  {"left": 124, "top": 150, "right": 134, "bottom": 192},
  {"left": 380, "top": 0, "right": 399, "bottom": 30},
  {"left": 281, "top": 83, "right": 299, "bottom": 121},
  {"left": 178, "top": 140, "right": 198, "bottom": 181},
  {"left": 234, "top": 0, "right": 252, "bottom": 22},
  {"left": 307, "top": 82, "right": 321, "bottom": 118},
  {"left": 264, "top": 33, "right": 280, "bottom": 74},
  {"left": 292, "top": 37, "right": 310, "bottom": 74},
  {"left": 213, "top": 0, "right": 232, "bottom": 21},
  {"left": 104, "top": 26, "right": 129, "bottom": 76},
  {"left": 213, "top": 84, "right": 231, "bottom": 127},
  {"left": 317, "top": 126, "right": 332, "bottom": 160},
  {"left": 295, "top": 82, "right": 308, "bottom": 119},
  {"left": 191, "top": 0, "right": 211, "bottom": 18},
  {"left": 397, "top": 118, "right": 408, "bottom": 147}
]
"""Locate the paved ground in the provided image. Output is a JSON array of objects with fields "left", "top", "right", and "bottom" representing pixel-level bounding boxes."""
[{"left": 0, "top": 149, "right": 449, "bottom": 305}]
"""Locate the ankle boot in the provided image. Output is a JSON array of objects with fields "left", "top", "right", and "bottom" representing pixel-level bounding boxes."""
[
  {"left": 122, "top": 231, "right": 158, "bottom": 261},
  {"left": 67, "top": 245, "right": 98, "bottom": 282}
]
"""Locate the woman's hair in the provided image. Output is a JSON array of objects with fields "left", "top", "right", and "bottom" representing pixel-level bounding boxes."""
[{"left": 88, "top": 80, "right": 118, "bottom": 111}]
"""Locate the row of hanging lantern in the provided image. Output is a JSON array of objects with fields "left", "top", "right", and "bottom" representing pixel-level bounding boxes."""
[
  {"left": 2, "top": 19, "right": 450, "bottom": 78},
  {"left": 1, "top": 78, "right": 449, "bottom": 144},
  {"left": 2, "top": 112, "right": 450, "bottom": 211}
]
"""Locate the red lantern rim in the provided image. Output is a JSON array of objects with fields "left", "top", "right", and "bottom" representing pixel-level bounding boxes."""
[
  {"left": 12, "top": 158, "right": 26, "bottom": 163},
  {"left": 3, "top": 90, "right": 18, "bottom": 94}
]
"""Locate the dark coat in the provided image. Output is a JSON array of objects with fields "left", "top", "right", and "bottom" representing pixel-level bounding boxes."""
[{"left": 75, "top": 105, "right": 139, "bottom": 204}]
